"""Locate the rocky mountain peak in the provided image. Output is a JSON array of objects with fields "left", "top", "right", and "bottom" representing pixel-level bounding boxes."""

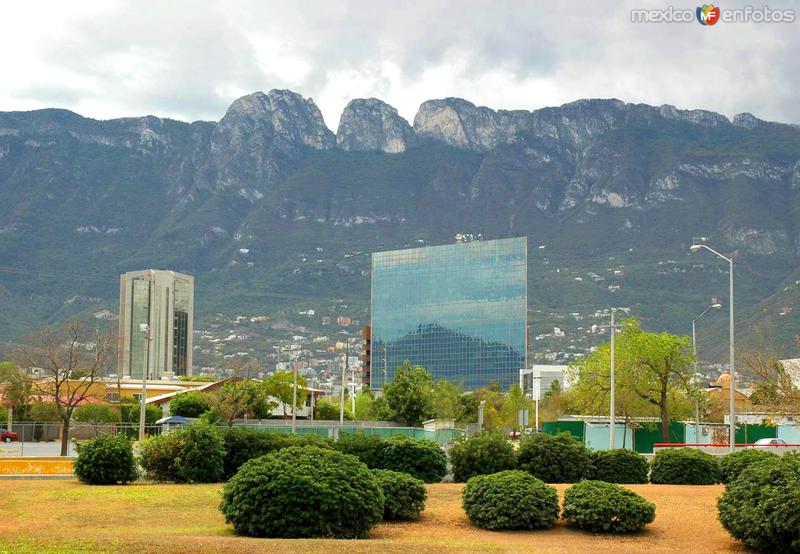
[
  {"left": 413, "top": 98, "right": 532, "bottom": 151},
  {"left": 336, "top": 98, "right": 415, "bottom": 153},
  {"left": 732, "top": 112, "right": 762, "bottom": 129},
  {"left": 216, "top": 90, "right": 334, "bottom": 151}
]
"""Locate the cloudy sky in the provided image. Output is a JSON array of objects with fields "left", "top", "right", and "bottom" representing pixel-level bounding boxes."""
[{"left": 1, "top": 0, "right": 798, "bottom": 128}]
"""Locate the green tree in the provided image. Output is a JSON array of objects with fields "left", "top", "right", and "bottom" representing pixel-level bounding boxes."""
[
  {"left": 262, "top": 371, "right": 308, "bottom": 417},
  {"left": 502, "top": 384, "right": 533, "bottom": 429},
  {"left": 73, "top": 403, "right": 120, "bottom": 424},
  {"left": 169, "top": 390, "right": 211, "bottom": 418},
  {"left": 383, "top": 361, "right": 433, "bottom": 426},
  {"left": 570, "top": 318, "right": 695, "bottom": 442},
  {"left": 354, "top": 391, "right": 374, "bottom": 420},
  {"left": 118, "top": 399, "right": 161, "bottom": 425},
  {"left": 470, "top": 386, "right": 506, "bottom": 432},
  {"left": 431, "top": 379, "right": 463, "bottom": 420},
  {"left": 314, "top": 399, "right": 352, "bottom": 421}
]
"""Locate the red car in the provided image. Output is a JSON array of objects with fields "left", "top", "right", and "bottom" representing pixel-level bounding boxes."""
[{"left": 0, "top": 429, "right": 18, "bottom": 443}]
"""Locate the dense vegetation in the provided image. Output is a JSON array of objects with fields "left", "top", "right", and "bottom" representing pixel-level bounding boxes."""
[
  {"left": 449, "top": 433, "right": 517, "bottom": 482},
  {"left": 139, "top": 422, "right": 226, "bottom": 483},
  {"left": 73, "top": 434, "right": 137, "bottom": 485},
  {"left": 719, "top": 449, "right": 777, "bottom": 484},
  {"left": 718, "top": 454, "right": 800, "bottom": 552},
  {"left": 371, "top": 469, "right": 427, "bottom": 521},
  {"left": 591, "top": 449, "right": 650, "bottom": 484},
  {"left": 517, "top": 433, "right": 593, "bottom": 483},
  {"left": 220, "top": 446, "right": 384, "bottom": 538},
  {"left": 650, "top": 448, "right": 720, "bottom": 485},
  {"left": 462, "top": 470, "right": 559, "bottom": 531},
  {"left": 562, "top": 480, "right": 656, "bottom": 533}
]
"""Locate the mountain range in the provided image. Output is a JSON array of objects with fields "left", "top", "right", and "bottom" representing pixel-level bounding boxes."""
[{"left": 1, "top": 89, "right": 799, "bottom": 363}]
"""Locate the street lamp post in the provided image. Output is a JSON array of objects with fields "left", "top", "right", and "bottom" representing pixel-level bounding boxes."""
[
  {"left": 691, "top": 301, "right": 721, "bottom": 443},
  {"left": 609, "top": 307, "right": 616, "bottom": 449},
  {"left": 691, "top": 243, "right": 736, "bottom": 452}
]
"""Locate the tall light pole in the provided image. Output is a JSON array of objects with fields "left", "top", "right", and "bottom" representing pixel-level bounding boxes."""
[
  {"left": 691, "top": 243, "right": 735, "bottom": 452},
  {"left": 291, "top": 357, "right": 298, "bottom": 434},
  {"left": 138, "top": 323, "right": 151, "bottom": 443},
  {"left": 609, "top": 308, "right": 616, "bottom": 449},
  {"left": 691, "top": 301, "right": 721, "bottom": 443}
]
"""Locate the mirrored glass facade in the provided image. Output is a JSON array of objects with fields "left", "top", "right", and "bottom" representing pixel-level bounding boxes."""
[{"left": 371, "top": 237, "right": 527, "bottom": 391}]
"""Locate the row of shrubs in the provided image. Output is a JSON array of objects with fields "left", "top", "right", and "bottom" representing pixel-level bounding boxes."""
[
  {"left": 220, "top": 446, "right": 428, "bottom": 538},
  {"left": 450, "top": 431, "right": 781, "bottom": 485},
  {"left": 462, "top": 470, "right": 656, "bottom": 533},
  {"left": 73, "top": 424, "right": 448, "bottom": 485}
]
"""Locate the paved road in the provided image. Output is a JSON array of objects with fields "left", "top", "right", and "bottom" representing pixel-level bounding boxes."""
[{"left": 0, "top": 441, "right": 76, "bottom": 457}]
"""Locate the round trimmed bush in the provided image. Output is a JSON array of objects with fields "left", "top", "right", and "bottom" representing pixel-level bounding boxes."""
[
  {"left": 176, "top": 421, "right": 225, "bottom": 483},
  {"left": 74, "top": 434, "right": 137, "bottom": 485},
  {"left": 562, "top": 480, "right": 656, "bottom": 533},
  {"left": 591, "top": 449, "right": 649, "bottom": 484},
  {"left": 334, "top": 433, "right": 385, "bottom": 468},
  {"left": 379, "top": 435, "right": 447, "bottom": 483},
  {"left": 372, "top": 469, "right": 427, "bottom": 520},
  {"left": 719, "top": 449, "right": 777, "bottom": 484},
  {"left": 517, "top": 433, "right": 593, "bottom": 483},
  {"left": 449, "top": 432, "right": 517, "bottom": 482},
  {"left": 717, "top": 453, "right": 800, "bottom": 552},
  {"left": 462, "top": 470, "right": 559, "bottom": 530},
  {"left": 220, "top": 446, "right": 384, "bottom": 538},
  {"left": 139, "top": 423, "right": 226, "bottom": 483},
  {"left": 139, "top": 431, "right": 183, "bottom": 482},
  {"left": 650, "top": 448, "right": 720, "bottom": 485},
  {"left": 222, "top": 428, "right": 332, "bottom": 479}
]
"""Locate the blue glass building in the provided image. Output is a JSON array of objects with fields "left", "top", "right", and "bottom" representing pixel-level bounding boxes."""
[{"left": 370, "top": 237, "right": 527, "bottom": 391}]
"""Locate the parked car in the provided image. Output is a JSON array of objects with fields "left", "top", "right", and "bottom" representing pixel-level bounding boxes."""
[
  {"left": 751, "top": 438, "right": 788, "bottom": 449},
  {"left": 0, "top": 429, "right": 19, "bottom": 443}
]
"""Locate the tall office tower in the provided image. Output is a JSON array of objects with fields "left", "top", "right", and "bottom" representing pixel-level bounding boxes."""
[
  {"left": 117, "top": 270, "right": 194, "bottom": 379},
  {"left": 371, "top": 237, "right": 527, "bottom": 391}
]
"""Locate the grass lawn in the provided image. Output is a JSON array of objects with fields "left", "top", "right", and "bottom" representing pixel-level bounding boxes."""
[{"left": 0, "top": 481, "right": 746, "bottom": 554}]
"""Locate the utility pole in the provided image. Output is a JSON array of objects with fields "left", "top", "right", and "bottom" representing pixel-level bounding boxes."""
[
  {"left": 339, "top": 342, "right": 348, "bottom": 425},
  {"left": 609, "top": 307, "right": 616, "bottom": 450},
  {"left": 291, "top": 356, "right": 298, "bottom": 434},
  {"left": 138, "top": 323, "right": 151, "bottom": 443},
  {"left": 383, "top": 343, "right": 388, "bottom": 389}
]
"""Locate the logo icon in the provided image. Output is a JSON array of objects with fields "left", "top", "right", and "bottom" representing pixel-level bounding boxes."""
[{"left": 697, "top": 4, "right": 721, "bottom": 25}]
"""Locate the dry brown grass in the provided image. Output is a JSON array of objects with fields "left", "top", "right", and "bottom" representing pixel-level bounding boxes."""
[{"left": 0, "top": 480, "right": 748, "bottom": 554}]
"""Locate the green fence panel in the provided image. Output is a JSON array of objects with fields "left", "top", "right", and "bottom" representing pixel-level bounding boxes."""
[
  {"left": 737, "top": 423, "right": 777, "bottom": 444},
  {"left": 542, "top": 421, "right": 584, "bottom": 441},
  {"left": 634, "top": 422, "right": 685, "bottom": 453}
]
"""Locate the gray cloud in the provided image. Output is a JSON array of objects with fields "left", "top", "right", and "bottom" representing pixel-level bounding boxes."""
[{"left": 1, "top": 0, "right": 798, "bottom": 127}]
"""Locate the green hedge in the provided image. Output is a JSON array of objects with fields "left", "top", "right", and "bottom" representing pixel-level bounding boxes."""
[
  {"left": 333, "top": 434, "right": 385, "bottom": 468},
  {"left": 462, "top": 470, "right": 559, "bottom": 531},
  {"left": 222, "top": 428, "right": 332, "bottom": 479},
  {"left": 591, "top": 449, "right": 649, "bottom": 484},
  {"left": 719, "top": 449, "right": 777, "bottom": 484},
  {"left": 372, "top": 469, "right": 427, "bottom": 520},
  {"left": 518, "top": 433, "right": 593, "bottom": 483},
  {"left": 650, "top": 448, "right": 720, "bottom": 485},
  {"left": 379, "top": 435, "right": 447, "bottom": 483},
  {"left": 220, "top": 446, "right": 384, "bottom": 538},
  {"left": 562, "top": 480, "right": 656, "bottom": 533},
  {"left": 449, "top": 433, "right": 517, "bottom": 482},
  {"left": 74, "top": 434, "right": 137, "bottom": 485},
  {"left": 718, "top": 453, "right": 800, "bottom": 552}
]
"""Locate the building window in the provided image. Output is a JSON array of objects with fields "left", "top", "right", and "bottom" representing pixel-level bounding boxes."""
[{"left": 105, "top": 392, "right": 120, "bottom": 403}]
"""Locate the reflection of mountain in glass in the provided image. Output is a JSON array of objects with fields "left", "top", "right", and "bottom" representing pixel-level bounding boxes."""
[{"left": 376, "top": 323, "right": 525, "bottom": 390}]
